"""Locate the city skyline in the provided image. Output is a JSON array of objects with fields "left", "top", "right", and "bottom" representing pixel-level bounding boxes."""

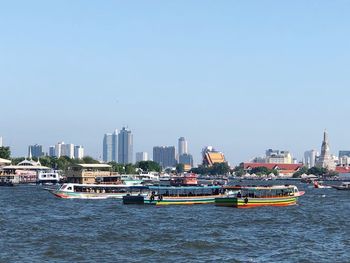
[
  {"left": 1, "top": 2, "right": 350, "bottom": 164},
  {"left": 1, "top": 129, "right": 349, "bottom": 166}
]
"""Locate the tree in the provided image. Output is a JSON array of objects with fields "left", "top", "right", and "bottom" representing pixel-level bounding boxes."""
[
  {"left": 108, "top": 162, "right": 126, "bottom": 173},
  {"left": 292, "top": 166, "right": 308, "bottom": 178},
  {"left": 210, "top": 162, "right": 230, "bottom": 175},
  {"left": 125, "top": 164, "right": 136, "bottom": 174},
  {"left": 190, "top": 165, "right": 209, "bottom": 175},
  {"left": 0, "top": 146, "right": 11, "bottom": 159},
  {"left": 233, "top": 165, "right": 245, "bottom": 177},
  {"left": 176, "top": 163, "right": 185, "bottom": 174},
  {"left": 135, "top": 161, "right": 161, "bottom": 172},
  {"left": 82, "top": 156, "right": 100, "bottom": 164},
  {"left": 308, "top": 167, "right": 327, "bottom": 176}
]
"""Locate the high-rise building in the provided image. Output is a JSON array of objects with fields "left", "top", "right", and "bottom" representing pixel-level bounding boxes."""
[
  {"left": 339, "top": 151, "right": 350, "bottom": 158},
  {"left": 55, "top": 142, "right": 64, "bottom": 158},
  {"left": 49, "top": 146, "right": 55, "bottom": 157},
  {"left": 112, "top": 130, "right": 118, "bottom": 162},
  {"left": 103, "top": 133, "right": 113, "bottom": 162},
  {"left": 61, "top": 144, "right": 74, "bottom": 159},
  {"left": 136, "top": 152, "right": 148, "bottom": 162},
  {"left": 178, "top": 137, "right": 188, "bottom": 156},
  {"left": 0, "top": 136, "right": 3, "bottom": 147},
  {"left": 118, "top": 127, "right": 133, "bottom": 164},
  {"left": 315, "top": 130, "right": 336, "bottom": 170},
  {"left": 74, "top": 145, "right": 84, "bottom": 159},
  {"left": 103, "top": 130, "right": 118, "bottom": 163},
  {"left": 304, "top": 150, "right": 317, "bottom": 168},
  {"left": 153, "top": 146, "right": 176, "bottom": 168},
  {"left": 265, "top": 149, "right": 292, "bottom": 164},
  {"left": 28, "top": 144, "right": 44, "bottom": 158},
  {"left": 179, "top": 153, "right": 193, "bottom": 167}
]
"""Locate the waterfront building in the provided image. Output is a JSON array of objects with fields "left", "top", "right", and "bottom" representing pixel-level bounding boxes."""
[
  {"left": 28, "top": 144, "right": 44, "bottom": 158},
  {"left": 48, "top": 146, "right": 55, "bottom": 157},
  {"left": 74, "top": 145, "right": 84, "bottom": 159},
  {"left": 243, "top": 163, "right": 303, "bottom": 176},
  {"left": 136, "top": 152, "right": 148, "bottom": 162},
  {"left": 339, "top": 155, "right": 350, "bottom": 166},
  {"left": 1, "top": 156, "right": 50, "bottom": 183},
  {"left": 202, "top": 146, "right": 225, "bottom": 166},
  {"left": 66, "top": 163, "right": 117, "bottom": 184},
  {"left": 0, "top": 158, "right": 11, "bottom": 167},
  {"left": 315, "top": 130, "right": 336, "bottom": 170},
  {"left": 153, "top": 146, "right": 176, "bottom": 168},
  {"left": 304, "top": 150, "right": 318, "bottom": 168},
  {"left": 265, "top": 149, "right": 292, "bottom": 164},
  {"left": 103, "top": 130, "right": 118, "bottom": 163},
  {"left": 118, "top": 127, "right": 133, "bottom": 164},
  {"left": 178, "top": 137, "right": 188, "bottom": 156}
]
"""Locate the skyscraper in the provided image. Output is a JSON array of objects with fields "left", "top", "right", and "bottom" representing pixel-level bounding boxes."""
[
  {"left": 304, "top": 150, "right": 317, "bottom": 168},
  {"left": 49, "top": 146, "right": 55, "bottom": 157},
  {"left": 28, "top": 144, "right": 44, "bottom": 158},
  {"left": 74, "top": 145, "right": 84, "bottom": 159},
  {"left": 62, "top": 144, "right": 75, "bottom": 159},
  {"left": 316, "top": 130, "right": 336, "bottom": 170},
  {"left": 55, "top": 142, "right": 64, "bottom": 158},
  {"left": 0, "top": 136, "right": 2, "bottom": 147},
  {"left": 118, "top": 127, "right": 133, "bottom": 164},
  {"left": 178, "top": 137, "right": 188, "bottom": 156},
  {"left": 103, "top": 130, "right": 118, "bottom": 163},
  {"left": 153, "top": 146, "right": 176, "bottom": 168},
  {"left": 136, "top": 152, "right": 148, "bottom": 162},
  {"left": 179, "top": 153, "right": 193, "bottom": 167}
]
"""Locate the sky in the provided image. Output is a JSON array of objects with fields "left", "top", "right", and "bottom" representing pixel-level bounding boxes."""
[{"left": 1, "top": 1, "right": 350, "bottom": 165}]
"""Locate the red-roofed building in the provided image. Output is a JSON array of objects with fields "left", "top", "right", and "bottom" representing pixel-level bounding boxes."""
[
  {"left": 336, "top": 166, "right": 350, "bottom": 174},
  {"left": 242, "top": 162, "right": 303, "bottom": 175}
]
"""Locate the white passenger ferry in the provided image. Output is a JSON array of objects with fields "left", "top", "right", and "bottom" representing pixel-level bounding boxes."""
[{"left": 51, "top": 183, "right": 148, "bottom": 199}]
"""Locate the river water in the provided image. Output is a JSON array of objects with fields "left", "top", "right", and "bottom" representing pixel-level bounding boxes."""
[{"left": 0, "top": 181, "right": 349, "bottom": 263}]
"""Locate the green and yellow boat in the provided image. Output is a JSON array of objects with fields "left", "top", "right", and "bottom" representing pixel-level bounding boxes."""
[
  {"left": 215, "top": 185, "right": 304, "bottom": 208},
  {"left": 123, "top": 185, "right": 225, "bottom": 205}
]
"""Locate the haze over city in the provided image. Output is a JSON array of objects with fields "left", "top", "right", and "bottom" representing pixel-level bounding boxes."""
[{"left": 1, "top": 1, "right": 350, "bottom": 164}]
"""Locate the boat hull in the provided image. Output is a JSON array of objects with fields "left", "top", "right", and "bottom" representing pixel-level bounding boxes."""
[
  {"left": 215, "top": 196, "right": 300, "bottom": 208},
  {"left": 52, "top": 191, "right": 141, "bottom": 199}
]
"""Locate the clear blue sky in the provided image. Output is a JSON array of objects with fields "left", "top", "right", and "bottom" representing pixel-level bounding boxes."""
[{"left": 1, "top": 1, "right": 350, "bottom": 165}]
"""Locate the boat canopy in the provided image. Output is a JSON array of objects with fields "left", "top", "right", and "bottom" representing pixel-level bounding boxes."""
[{"left": 149, "top": 185, "right": 222, "bottom": 190}]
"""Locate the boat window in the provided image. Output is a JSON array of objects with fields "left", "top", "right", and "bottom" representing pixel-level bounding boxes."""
[{"left": 67, "top": 187, "right": 72, "bottom": 190}]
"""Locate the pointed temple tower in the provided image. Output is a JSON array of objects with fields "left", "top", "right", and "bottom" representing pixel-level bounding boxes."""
[{"left": 316, "top": 130, "right": 336, "bottom": 170}]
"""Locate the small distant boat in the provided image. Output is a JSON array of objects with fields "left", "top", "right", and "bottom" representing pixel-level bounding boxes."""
[
  {"left": 313, "top": 181, "right": 332, "bottom": 189},
  {"left": 123, "top": 185, "right": 225, "bottom": 205},
  {"left": 215, "top": 185, "right": 304, "bottom": 208},
  {"left": 50, "top": 183, "right": 148, "bottom": 199},
  {"left": 331, "top": 182, "right": 350, "bottom": 190}
]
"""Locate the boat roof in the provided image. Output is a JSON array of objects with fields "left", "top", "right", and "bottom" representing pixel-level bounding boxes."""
[
  {"left": 63, "top": 183, "right": 147, "bottom": 189},
  {"left": 73, "top": 164, "right": 111, "bottom": 168},
  {"left": 3, "top": 165, "right": 50, "bottom": 170},
  {"left": 225, "top": 185, "right": 297, "bottom": 190},
  {"left": 149, "top": 185, "right": 221, "bottom": 190}
]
